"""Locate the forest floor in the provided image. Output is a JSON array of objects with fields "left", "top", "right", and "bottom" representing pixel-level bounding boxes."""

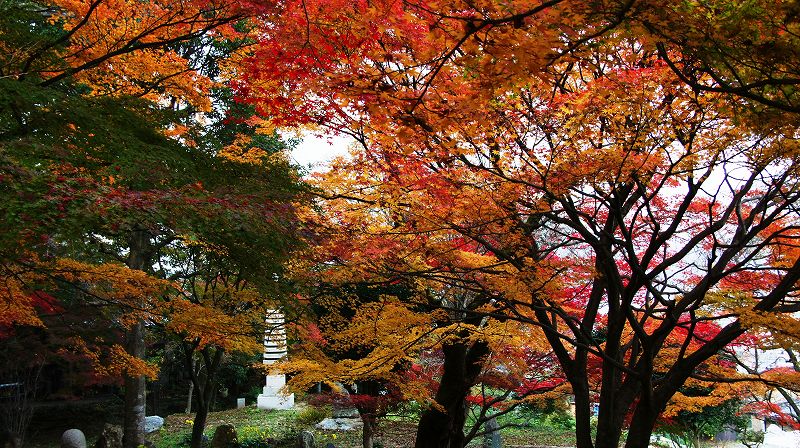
[
  {"left": 24, "top": 400, "right": 763, "bottom": 448},
  {"left": 149, "top": 403, "right": 578, "bottom": 448},
  {"left": 22, "top": 399, "right": 785, "bottom": 448},
  {"left": 21, "top": 397, "right": 576, "bottom": 448},
  {"left": 24, "top": 397, "right": 800, "bottom": 448}
]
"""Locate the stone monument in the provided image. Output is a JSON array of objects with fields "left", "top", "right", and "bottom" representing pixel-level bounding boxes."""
[
  {"left": 257, "top": 309, "right": 294, "bottom": 409},
  {"left": 483, "top": 417, "right": 502, "bottom": 448},
  {"left": 60, "top": 429, "right": 86, "bottom": 448}
]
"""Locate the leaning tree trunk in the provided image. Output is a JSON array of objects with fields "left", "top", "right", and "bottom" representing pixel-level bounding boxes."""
[{"left": 414, "top": 339, "right": 489, "bottom": 448}]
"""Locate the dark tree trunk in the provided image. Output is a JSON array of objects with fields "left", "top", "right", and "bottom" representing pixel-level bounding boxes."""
[
  {"left": 361, "top": 413, "right": 376, "bottom": 448},
  {"left": 186, "top": 356, "right": 197, "bottom": 414},
  {"left": 533, "top": 301, "right": 595, "bottom": 448},
  {"left": 190, "top": 405, "right": 209, "bottom": 448},
  {"left": 571, "top": 381, "right": 595, "bottom": 448},
  {"left": 414, "top": 339, "right": 489, "bottom": 448},
  {"left": 188, "top": 346, "right": 224, "bottom": 448},
  {"left": 122, "top": 229, "right": 152, "bottom": 448},
  {"left": 123, "top": 320, "right": 146, "bottom": 448},
  {"left": 623, "top": 403, "right": 660, "bottom": 448},
  {"left": 353, "top": 381, "right": 380, "bottom": 448}
]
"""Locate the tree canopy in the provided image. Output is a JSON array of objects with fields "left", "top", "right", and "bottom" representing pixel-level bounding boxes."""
[
  {"left": 237, "top": 1, "right": 800, "bottom": 447},
  {"left": 3, "top": 2, "right": 800, "bottom": 448}
]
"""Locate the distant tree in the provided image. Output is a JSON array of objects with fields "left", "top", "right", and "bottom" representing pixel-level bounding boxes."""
[{"left": 658, "top": 396, "right": 749, "bottom": 448}]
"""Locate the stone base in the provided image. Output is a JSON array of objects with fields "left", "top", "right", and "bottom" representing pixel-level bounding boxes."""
[{"left": 257, "top": 393, "right": 295, "bottom": 410}]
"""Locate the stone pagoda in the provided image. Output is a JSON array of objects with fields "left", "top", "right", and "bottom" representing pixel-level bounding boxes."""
[{"left": 256, "top": 309, "right": 295, "bottom": 410}]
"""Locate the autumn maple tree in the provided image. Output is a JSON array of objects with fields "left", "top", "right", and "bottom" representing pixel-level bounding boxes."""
[
  {"left": 279, "top": 281, "right": 429, "bottom": 448},
  {"left": 238, "top": 1, "right": 800, "bottom": 447},
  {"left": 4, "top": 1, "right": 800, "bottom": 447},
  {"left": 279, "top": 276, "right": 566, "bottom": 448}
]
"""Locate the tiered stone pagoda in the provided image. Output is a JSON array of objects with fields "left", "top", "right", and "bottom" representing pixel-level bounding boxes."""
[{"left": 256, "top": 309, "right": 295, "bottom": 409}]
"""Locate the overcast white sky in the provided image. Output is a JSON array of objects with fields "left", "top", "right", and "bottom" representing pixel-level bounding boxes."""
[{"left": 289, "top": 132, "right": 352, "bottom": 169}]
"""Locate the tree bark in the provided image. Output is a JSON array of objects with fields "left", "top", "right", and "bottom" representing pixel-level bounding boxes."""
[
  {"left": 123, "top": 320, "right": 146, "bottom": 448},
  {"left": 414, "top": 339, "right": 489, "bottom": 448},
  {"left": 361, "top": 413, "right": 376, "bottom": 448},
  {"left": 189, "top": 346, "right": 224, "bottom": 448},
  {"left": 122, "top": 229, "right": 153, "bottom": 448},
  {"left": 185, "top": 356, "right": 195, "bottom": 414},
  {"left": 190, "top": 405, "right": 209, "bottom": 448},
  {"left": 623, "top": 402, "right": 660, "bottom": 448},
  {"left": 571, "top": 381, "right": 595, "bottom": 448}
]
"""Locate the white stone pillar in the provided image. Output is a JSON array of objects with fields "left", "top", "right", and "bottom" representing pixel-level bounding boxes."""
[{"left": 257, "top": 309, "right": 295, "bottom": 410}]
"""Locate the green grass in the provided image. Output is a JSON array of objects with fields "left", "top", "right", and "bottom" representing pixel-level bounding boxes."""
[
  {"left": 144, "top": 403, "right": 579, "bottom": 448},
  {"left": 150, "top": 406, "right": 304, "bottom": 448}
]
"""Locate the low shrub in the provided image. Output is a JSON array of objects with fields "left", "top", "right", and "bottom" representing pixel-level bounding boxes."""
[{"left": 294, "top": 405, "right": 330, "bottom": 427}]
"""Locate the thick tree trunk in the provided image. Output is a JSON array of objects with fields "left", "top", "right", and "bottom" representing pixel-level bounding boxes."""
[
  {"left": 122, "top": 229, "right": 152, "bottom": 448},
  {"left": 190, "top": 405, "right": 209, "bottom": 448},
  {"left": 594, "top": 375, "right": 635, "bottom": 448},
  {"left": 623, "top": 404, "right": 660, "bottom": 448},
  {"left": 571, "top": 381, "right": 595, "bottom": 448},
  {"left": 414, "top": 340, "right": 489, "bottom": 448},
  {"left": 123, "top": 320, "right": 146, "bottom": 448},
  {"left": 361, "top": 413, "right": 376, "bottom": 448},
  {"left": 594, "top": 363, "right": 624, "bottom": 447}
]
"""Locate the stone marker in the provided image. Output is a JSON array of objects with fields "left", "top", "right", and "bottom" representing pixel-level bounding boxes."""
[
  {"left": 211, "top": 424, "right": 238, "bottom": 448},
  {"left": 93, "top": 424, "right": 123, "bottom": 448},
  {"left": 237, "top": 398, "right": 246, "bottom": 409},
  {"left": 297, "top": 430, "right": 315, "bottom": 448},
  {"left": 61, "top": 429, "right": 86, "bottom": 448},
  {"left": 144, "top": 416, "right": 164, "bottom": 434},
  {"left": 483, "top": 417, "right": 502, "bottom": 448}
]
